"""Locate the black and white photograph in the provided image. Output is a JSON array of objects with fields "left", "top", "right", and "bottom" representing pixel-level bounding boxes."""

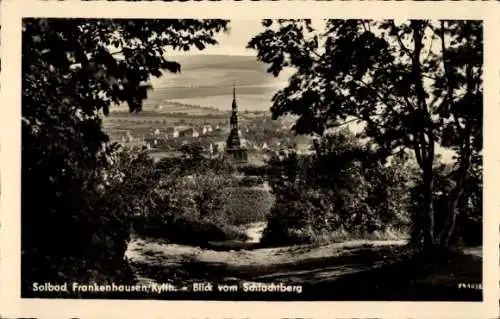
[
  {"left": 17, "top": 16, "right": 484, "bottom": 301},
  {"left": 1, "top": 1, "right": 499, "bottom": 318}
]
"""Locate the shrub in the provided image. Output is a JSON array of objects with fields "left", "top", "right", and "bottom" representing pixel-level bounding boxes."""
[
  {"left": 238, "top": 175, "right": 265, "bottom": 187},
  {"left": 261, "top": 187, "right": 339, "bottom": 246},
  {"left": 22, "top": 144, "right": 159, "bottom": 296},
  {"left": 223, "top": 187, "right": 275, "bottom": 225},
  {"left": 409, "top": 161, "right": 482, "bottom": 248},
  {"left": 132, "top": 157, "right": 251, "bottom": 244},
  {"left": 165, "top": 216, "right": 231, "bottom": 245},
  {"left": 261, "top": 130, "right": 415, "bottom": 247}
]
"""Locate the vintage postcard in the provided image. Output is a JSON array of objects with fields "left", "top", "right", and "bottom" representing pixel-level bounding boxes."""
[{"left": 0, "top": 1, "right": 498, "bottom": 318}]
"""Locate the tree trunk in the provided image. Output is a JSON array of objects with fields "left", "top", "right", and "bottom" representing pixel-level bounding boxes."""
[
  {"left": 422, "top": 165, "right": 437, "bottom": 250},
  {"left": 438, "top": 175, "right": 467, "bottom": 248},
  {"left": 410, "top": 21, "right": 439, "bottom": 252},
  {"left": 440, "top": 194, "right": 462, "bottom": 248}
]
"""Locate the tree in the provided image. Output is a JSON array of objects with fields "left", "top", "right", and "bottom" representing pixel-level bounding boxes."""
[
  {"left": 180, "top": 142, "right": 205, "bottom": 161},
  {"left": 263, "top": 130, "right": 415, "bottom": 247},
  {"left": 248, "top": 19, "right": 482, "bottom": 250},
  {"left": 22, "top": 18, "right": 229, "bottom": 292}
]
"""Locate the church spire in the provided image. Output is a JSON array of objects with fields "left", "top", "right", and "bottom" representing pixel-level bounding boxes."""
[
  {"left": 225, "top": 84, "right": 248, "bottom": 162},
  {"left": 232, "top": 83, "right": 237, "bottom": 111},
  {"left": 229, "top": 83, "right": 239, "bottom": 131}
]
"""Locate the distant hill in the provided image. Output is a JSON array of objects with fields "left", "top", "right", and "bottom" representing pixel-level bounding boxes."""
[
  {"left": 172, "top": 54, "right": 271, "bottom": 73},
  {"left": 137, "top": 54, "right": 292, "bottom": 113},
  {"left": 150, "top": 54, "right": 287, "bottom": 89},
  {"left": 107, "top": 55, "right": 292, "bottom": 115}
]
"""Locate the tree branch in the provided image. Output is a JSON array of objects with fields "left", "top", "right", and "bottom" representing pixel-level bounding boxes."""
[
  {"left": 438, "top": 61, "right": 475, "bottom": 246},
  {"left": 355, "top": 78, "right": 408, "bottom": 114},
  {"left": 438, "top": 21, "right": 455, "bottom": 114},
  {"left": 411, "top": 21, "right": 434, "bottom": 167},
  {"left": 391, "top": 21, "right": 413, "bottom": 58}
]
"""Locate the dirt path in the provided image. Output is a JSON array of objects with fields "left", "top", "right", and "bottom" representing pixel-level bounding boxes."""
[
  {"left": 124, "top": 227, "right": 483, "bottom": 301},
  {"left": 125, "top": 228, "right": 407, "bottom": 287},
  {"left": 243, "top": 221, "right": 266, "bottom": 243}
]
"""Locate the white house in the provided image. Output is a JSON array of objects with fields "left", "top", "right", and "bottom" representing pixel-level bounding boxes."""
[
  {"left": 125, "top": 131, "right": 134, "bottom": 142},
  {"left": 200, "top": 125, "right": 213, "bottom": 135}
]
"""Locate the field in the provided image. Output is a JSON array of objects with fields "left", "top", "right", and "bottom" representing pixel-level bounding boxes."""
[{"left": 110, "top": 54, "right": 289, "bottom": 113}]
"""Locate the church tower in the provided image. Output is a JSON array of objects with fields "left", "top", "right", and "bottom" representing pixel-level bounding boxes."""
[{"left": 226, "top": 84, "right": 248, "bottom": 162}]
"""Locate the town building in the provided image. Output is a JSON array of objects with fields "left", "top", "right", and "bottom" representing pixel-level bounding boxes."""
[
  {"left": 179, "top": 127, "right": 200, "bottom": 138},
  {"left": 165, "top": 127, "right": 179, "bottom": 139},
  {"left": 200, "top": 125, "right": 213, "bottom": 135},
  {"left": 225, "top": 85, "right": 248, "bottom": 162},
  {"left": 125, "top": 131, "right": 134, "bottom": 142}
]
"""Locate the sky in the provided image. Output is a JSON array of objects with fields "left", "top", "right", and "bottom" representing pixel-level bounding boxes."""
[{"left": 171, "top": 20, "right": 268, "bottom": 57}]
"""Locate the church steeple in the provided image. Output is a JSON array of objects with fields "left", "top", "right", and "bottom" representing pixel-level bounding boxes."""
[
  {"left": 225, "top": 84, "right": 247, "bottom": 162},
  {"left": 232, "top": 84, "right": 237, "bottom": 111},
  {"left": 229, "top": 83, "right": 239, "bottom": 131}
]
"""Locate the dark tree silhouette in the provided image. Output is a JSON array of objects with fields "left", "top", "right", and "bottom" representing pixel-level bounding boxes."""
[
  {"left": 248, "top": 19, "right": 482, "bottom": 250},
  {"left": 22, "top": 18, "right": 229, "bottom": 294}
]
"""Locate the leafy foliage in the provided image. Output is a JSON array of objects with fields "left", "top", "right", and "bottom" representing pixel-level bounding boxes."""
[
  {"left": 22, "top": 18, "right": 228, "bottom": 294},
  {"left": 132, "top": 154, "right": 251, "bottom": 245},
  {"left": 223, "top": 187, "right": 274, "bottom": 225},
  {"left": 262, "top": 130, "right": 416, "bottom": 247},
  {"left": 249, "top": 19, "right": 482, "bottom": 249}
]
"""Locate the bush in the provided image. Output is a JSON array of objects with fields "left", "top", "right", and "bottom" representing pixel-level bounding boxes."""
[
  {"left": 239, "top": 164, "right": 270, "bottom": 176},
  {"left": 261, "top": 187, "right": 338, "bottom": 246},
  {"left": 132, "top": 157, "right": 252, "bottom": 244},
  {"left": 261, "top": 131, "right": 415, "bottom": 247},
  {"left": 223, "top": 187, "right": 275, "bottom": 225},
  {"left": 409, "top": 161, "right": 482, "bottom": 248},
  {"left": 133, "top": 214, "right": 249, "bottom": 245},
  {"left": 22, "top": 144, "right": 158, "bottom": 296},
  {"left": 165, "top": 216, "right": 232, "bottom": 245},
  {"left": 238, "top": 175, "right": 265, "bottom": 187}
]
